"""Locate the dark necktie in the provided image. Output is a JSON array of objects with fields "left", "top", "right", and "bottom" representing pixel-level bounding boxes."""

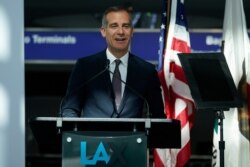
[{"left": 112, "top": 59, "right": 122, "bottom": 109}]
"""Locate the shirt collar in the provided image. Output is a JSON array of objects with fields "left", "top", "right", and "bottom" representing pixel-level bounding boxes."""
[{"left": 106, "top": 49, "right": 129, "bottom": 66}]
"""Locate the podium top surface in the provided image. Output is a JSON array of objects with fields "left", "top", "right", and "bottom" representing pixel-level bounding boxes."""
[
  {"left": 29, "top": 117, "right": 181, "bottom": 150},
  {"left": 32, "top": 117, "right": 178, "bottom": 123}
]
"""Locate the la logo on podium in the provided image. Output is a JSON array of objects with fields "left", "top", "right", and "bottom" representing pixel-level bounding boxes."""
[{"left": 80, "top": 141, "right": 127, "bottom": 166}]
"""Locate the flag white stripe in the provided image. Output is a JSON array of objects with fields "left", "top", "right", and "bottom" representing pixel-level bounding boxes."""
[
  {"left": 174, "top": 24, "right": 191, "bottom": 46},
  {"left": 169, "top": 73, "right": 193, "bottom": 101},
  {"left": 169, "top": 50, "right": 182, "bottom": 66},
  {"left": 175, "top": 99, "right": 190, "bottom": 147},
  {"left": 175, "top": 98, "right": 186, "bottom": 116},
  {"left": 181, "top": 121, "right": 190, "bottom": 147},
  {"left": 163, "top": 0, "right": 177, "bottom": 88}
]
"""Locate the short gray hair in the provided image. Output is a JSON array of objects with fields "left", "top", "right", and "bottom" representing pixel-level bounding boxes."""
[{"left": 101, "top": 6, "right": 132, "bottom": 27}]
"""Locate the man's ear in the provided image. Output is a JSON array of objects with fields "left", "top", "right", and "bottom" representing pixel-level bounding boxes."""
[{"left": 100, "top": 27, "right": 106, "bottom": 37}]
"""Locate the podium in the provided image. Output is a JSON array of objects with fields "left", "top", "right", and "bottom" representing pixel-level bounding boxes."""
[
  {"left": 30, "top": 117, "right": 181, "bottom": 167},
  {"left": 177, "top": 52, "right": 243, "bottom": 167}
]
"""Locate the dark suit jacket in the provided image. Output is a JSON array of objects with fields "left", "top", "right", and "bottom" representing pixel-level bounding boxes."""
[{"left": 61, "top": 50, "right": 165, "bottom": 118}]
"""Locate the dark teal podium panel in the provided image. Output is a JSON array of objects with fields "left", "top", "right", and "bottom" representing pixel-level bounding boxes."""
[{"left": 62, "top": 131, "right": 147, "bottom": 167}]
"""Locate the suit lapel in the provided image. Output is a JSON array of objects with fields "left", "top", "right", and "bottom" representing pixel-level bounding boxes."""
[{"left": 97, "top": 52, "right": 116, "bottom": 109}]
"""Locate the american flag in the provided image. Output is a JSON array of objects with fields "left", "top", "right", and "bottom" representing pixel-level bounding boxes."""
[{"left": 154, "top": 0, "right": 195, "bottom": 166}]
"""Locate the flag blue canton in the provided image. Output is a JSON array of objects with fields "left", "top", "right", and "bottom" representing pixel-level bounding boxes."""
[
  {"left": 157, "top": 0, "right": 167, "bottom": 71},
  {"left": 175, "top": 0, "right": 188, "bottom": 29}
]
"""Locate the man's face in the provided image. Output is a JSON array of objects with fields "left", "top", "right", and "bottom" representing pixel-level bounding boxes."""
[{"left": 100, "top": 11, "right": 133, "bottom": 57}]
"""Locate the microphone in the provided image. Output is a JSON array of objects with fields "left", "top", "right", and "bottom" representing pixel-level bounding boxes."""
[
  {"left": 109, "top": 70, "right": 151, "bottom": 118},
  {"left": 77, "top": 59, "right": 110, "bottom": 87},
  {"left": 59, "top": 59, "right": 110, "bottom": 118}
]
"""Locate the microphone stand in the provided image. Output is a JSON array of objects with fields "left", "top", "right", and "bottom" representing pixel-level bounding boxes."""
[
  {"left": 58, "top": 59, "right": 110, "bottom": 133},
  {"left": 109, "top": 70, "right": 152, "bottom": 135},
  {"left": 109, "top": 70, "right": 151, "bottom": 119}
]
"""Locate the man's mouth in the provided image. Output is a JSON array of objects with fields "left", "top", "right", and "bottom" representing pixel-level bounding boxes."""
[{"left": 115, "top": 38, "right": 126, "bottom": 41}]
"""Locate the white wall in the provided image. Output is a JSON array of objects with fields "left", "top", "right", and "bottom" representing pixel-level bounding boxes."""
[{"left": 0, "top": 0, "right": 25, "bottom": 167}]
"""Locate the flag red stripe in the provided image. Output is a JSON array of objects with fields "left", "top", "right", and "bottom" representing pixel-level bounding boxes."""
[
  {"left": 158, "top": 69, "right": 173, "bottom": 117},
  {"left": 188, "top": 108, "right": 195, "bottom": 128},
  {"left": 169, "top": 83, "right": 195, "bottom": 128},
  {"left": 170, "top": 62, "right": 188, "bottom": 83},
  {"left": 175, "top": 140, "right": 191, "bottom": 167},
  {"left": 175, "top": 105, "right": 189, "bottom": 128},
  {"left": 171, "top": 37, "right": 191, "bottom": 52},
  {"left": 153, "top": 149, "right": 165, "bottom": 167}
]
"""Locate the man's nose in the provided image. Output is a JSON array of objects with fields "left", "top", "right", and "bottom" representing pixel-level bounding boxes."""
[{"left": 117, "top": 27, "right": 125, "bottom": 34}]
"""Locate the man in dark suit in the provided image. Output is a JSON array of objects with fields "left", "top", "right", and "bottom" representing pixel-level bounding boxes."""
[{"left": 61, "top": 6, "right": 165, "bottom": 118}]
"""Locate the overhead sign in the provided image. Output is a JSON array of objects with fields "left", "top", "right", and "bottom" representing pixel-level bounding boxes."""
[{"left": 25, "top": 29, "right": 246, "bottom": 61}]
